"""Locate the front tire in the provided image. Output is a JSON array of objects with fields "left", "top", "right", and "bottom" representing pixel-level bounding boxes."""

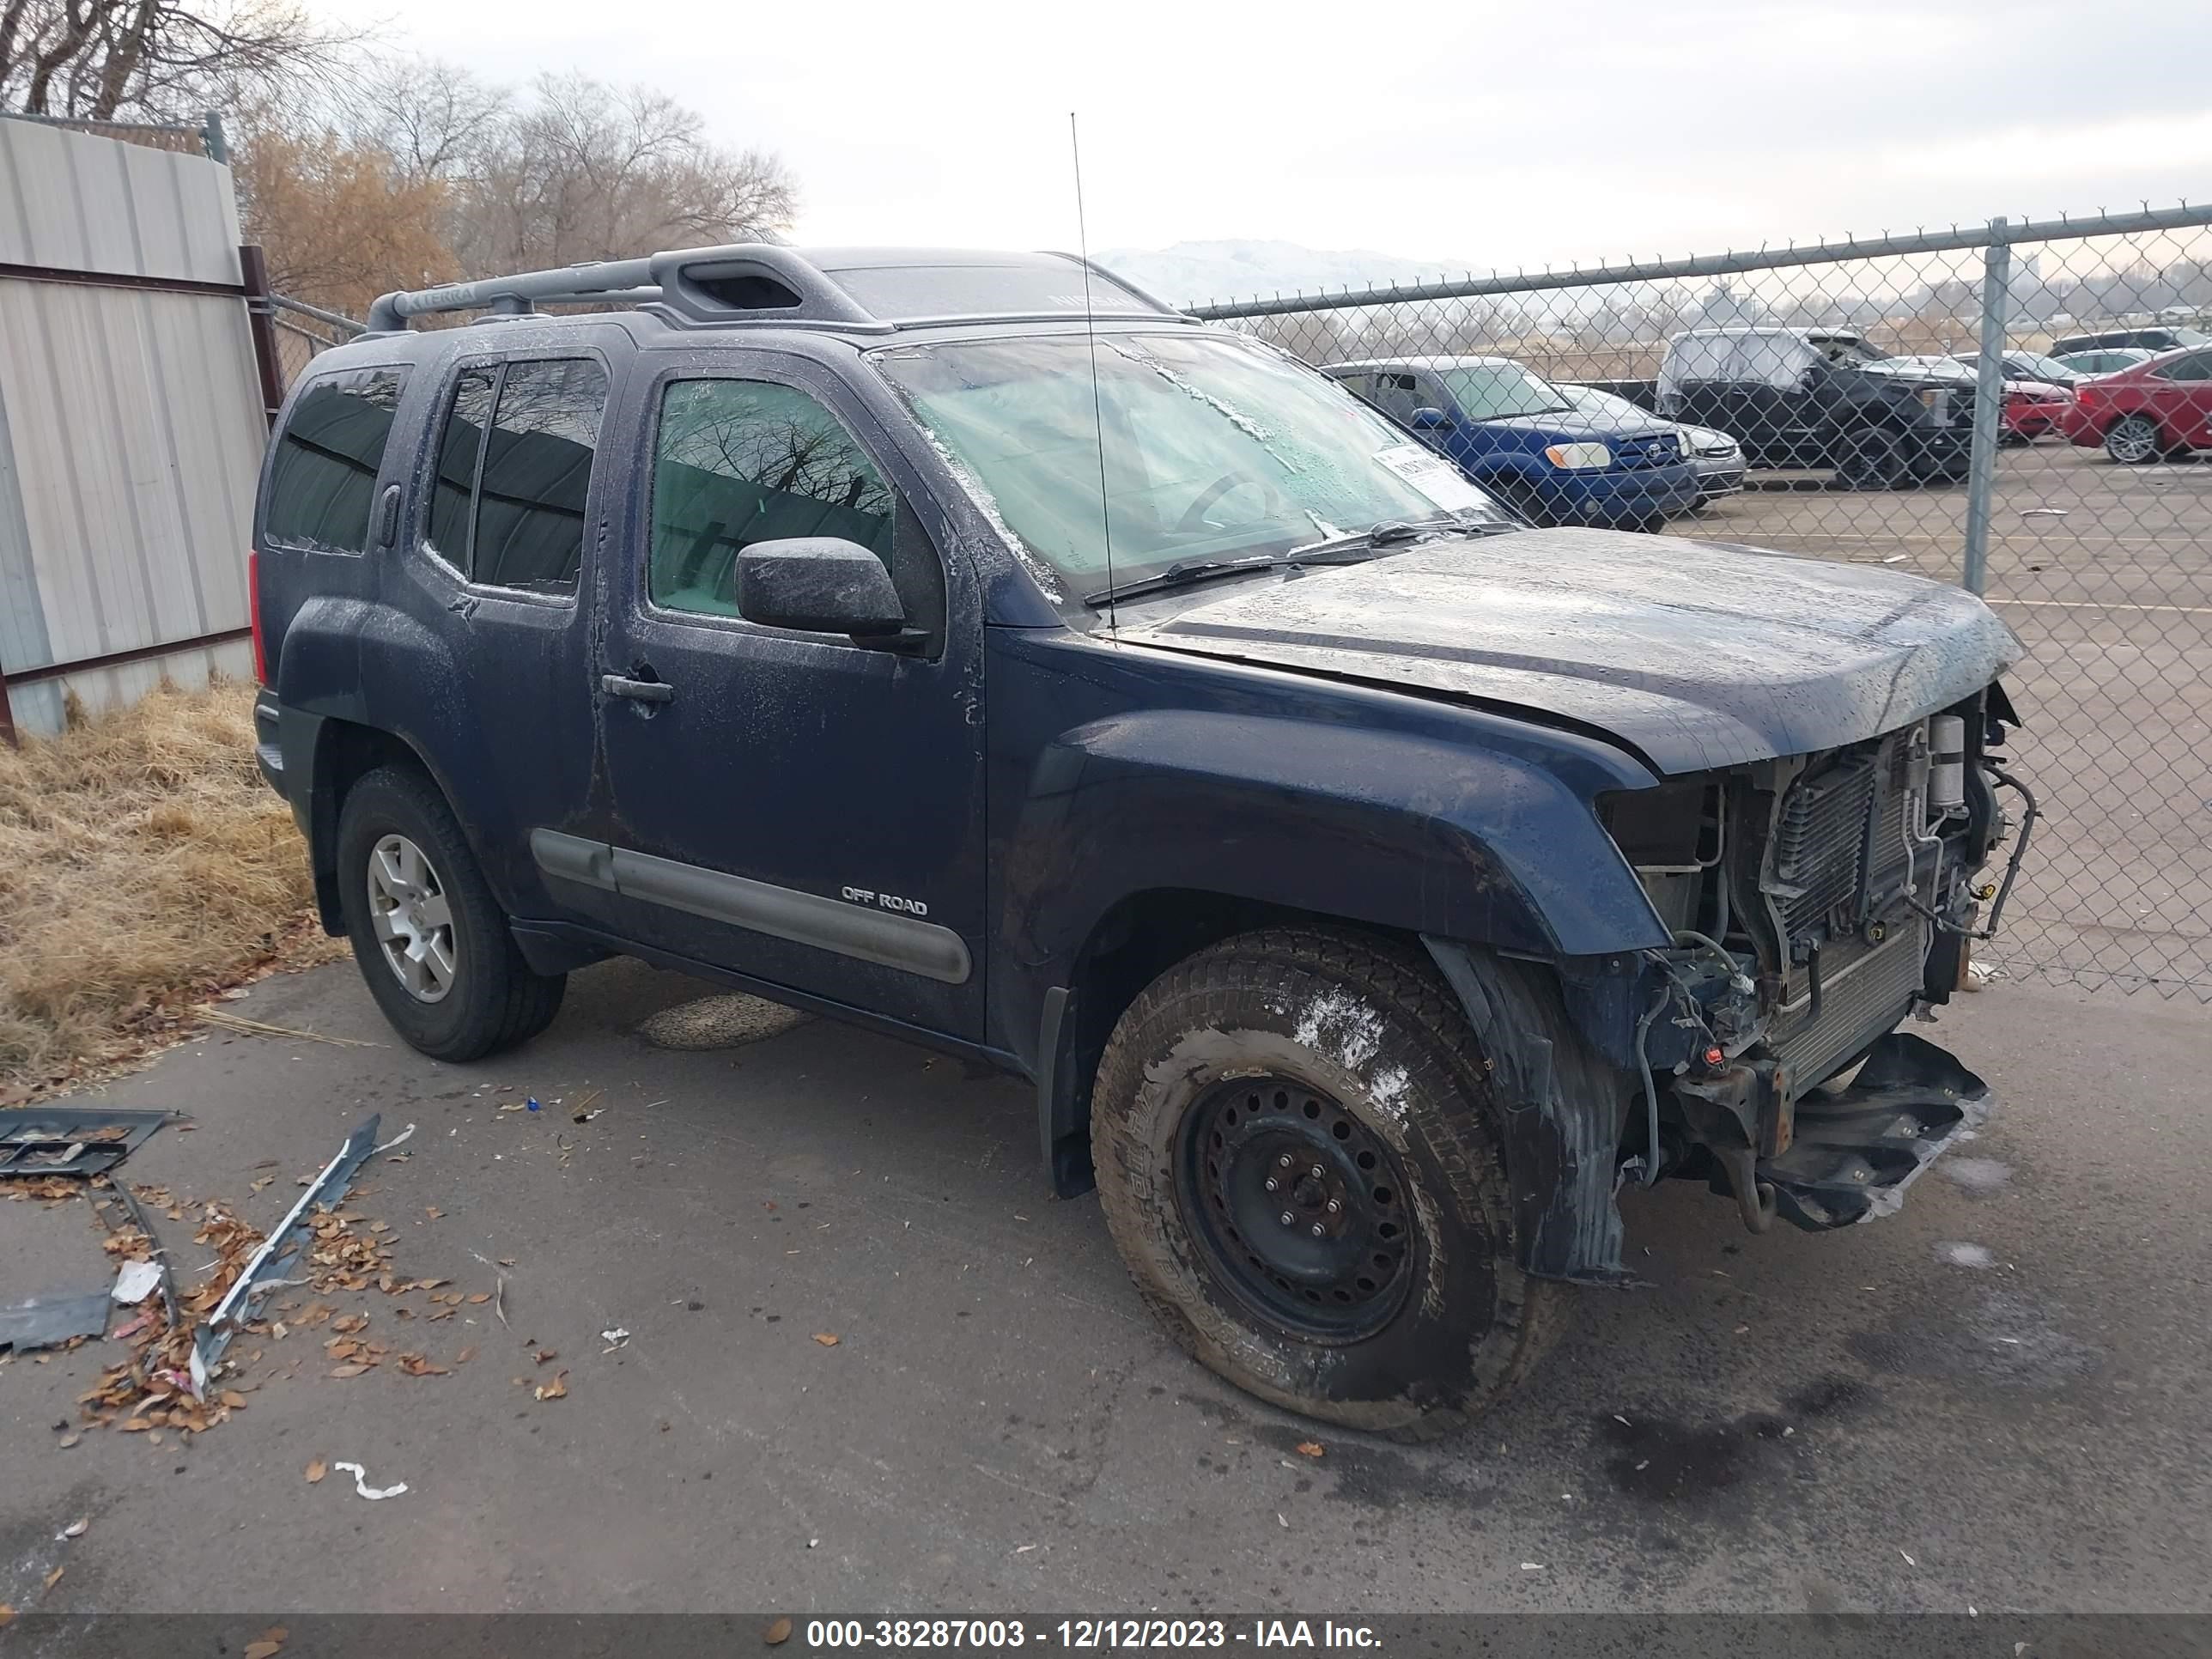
[
  {"left": 1835, "top": 426, "right": 1906, "bottom": 490},
  {"left": 1091, "top": 929, "right": 1565, "bottom": 1440},
  {"left": 336, "top": 765, "right": 565, "bottom": 1061}
]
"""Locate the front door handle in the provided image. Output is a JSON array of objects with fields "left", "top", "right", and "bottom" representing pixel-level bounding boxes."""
[{"left": 601, "top": 673, "right": 674, "bottom": 704}]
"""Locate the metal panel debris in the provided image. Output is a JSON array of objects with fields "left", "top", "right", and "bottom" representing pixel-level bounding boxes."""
[
  {"left": 189, "top": 1114, "right": 380, "bottom": 1395},
  {"left": 0, "top": 1108, "right": 179, "bottom": 1176},
  {"left": 0, "top": 1288, "right": 111, "bottom": 1352}
]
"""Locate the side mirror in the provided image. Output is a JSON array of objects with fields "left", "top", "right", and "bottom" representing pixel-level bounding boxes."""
[
  {"left": 1408, "top": 406, "right": 1452, "bottom": 431},
  {"left": 737, "top": 538, "right": 908, "bottom": 641}
]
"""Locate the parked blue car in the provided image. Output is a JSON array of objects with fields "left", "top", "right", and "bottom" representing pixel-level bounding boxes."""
[{"left": 1323, "top": 356, "right": 1701, "bottom": 530}]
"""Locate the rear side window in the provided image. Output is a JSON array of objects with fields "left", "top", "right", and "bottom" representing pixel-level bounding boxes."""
[
  {"left": 264, "top": 367, "right": 410, "bottom": 552},
  {"left": 648, "top": 379, "right": 895, "bottom": 617},
  {"left": 424, "top": 357, "right": 609, "bottom": 592}
]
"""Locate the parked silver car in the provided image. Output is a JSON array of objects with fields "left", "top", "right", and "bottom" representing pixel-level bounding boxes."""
[{"left": 1561, "top": 383, "right": 1745, "bottom": 502}]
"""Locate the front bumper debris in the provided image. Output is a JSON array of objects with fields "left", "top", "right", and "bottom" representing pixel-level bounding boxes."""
[{"left": 1759, "top": 1031, "right": 1990, "bottom": 1230}]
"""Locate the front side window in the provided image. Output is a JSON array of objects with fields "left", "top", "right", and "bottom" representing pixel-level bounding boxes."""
[
  {"left": 424, "top": 357, "right": 608, "bottom": 592},
  {"left": 872, "top": 331, "right": 1505, "bottom": 598},
  {"left": 264, "top": 366, "right": 410, "bottom": 553},
  {"left": 649, "top": 379, "right": 896, "bottom": 617},
  {"left": 1437, "top": 364, "right": 1570, "bottom": 420}
]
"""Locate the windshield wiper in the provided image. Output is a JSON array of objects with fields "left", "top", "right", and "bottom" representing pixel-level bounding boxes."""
[
  {"left": 1084, "top": 555, "right": 1282, "bottom": 608},
  {"left": 1284, "top": 514, "right": 1495, "bottom": 562},
  {"left": 1083, "top": 517, "right": 1496, "bottom": 608}
]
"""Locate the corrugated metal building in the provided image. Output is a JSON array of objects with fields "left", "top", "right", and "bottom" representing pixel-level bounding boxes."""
[{"left": 0, "top": 117, "right": 269, "bottom": 738}]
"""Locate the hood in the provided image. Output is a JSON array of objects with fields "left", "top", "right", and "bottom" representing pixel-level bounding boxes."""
[
  {"left": 1115, "top": 528, "right": 2021, "bottom": 775},
  {"left": 1473, "top": 405, "right": 1674, "bottom": 441},
  {"left": 1862, "top": 358, "right": 1979, "bottom": 388}
]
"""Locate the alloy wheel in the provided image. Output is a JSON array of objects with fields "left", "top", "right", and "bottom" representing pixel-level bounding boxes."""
[{"left": 367, "top": 833, "right": 458, "bottom": 1002}]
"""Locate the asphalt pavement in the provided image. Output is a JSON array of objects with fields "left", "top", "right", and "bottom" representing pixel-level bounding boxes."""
[{"left": 3, "top": 954, "right": 2208, "bottom": 1618}]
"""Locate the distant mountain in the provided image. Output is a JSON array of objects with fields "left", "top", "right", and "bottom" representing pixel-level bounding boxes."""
[{"left": 1096, "top": 240, "right": 1455, "bottom": 309}]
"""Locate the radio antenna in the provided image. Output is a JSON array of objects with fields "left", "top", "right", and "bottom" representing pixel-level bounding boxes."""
[{"left": 1070, "top": 112, "right": 1117, "bottom": 635}]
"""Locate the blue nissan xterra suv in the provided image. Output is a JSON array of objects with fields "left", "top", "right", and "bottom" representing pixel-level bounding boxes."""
[
  {"left": 1322, "top": 356, "right": 1701, "bottom": 529},
  {"left": 250, "top": 246, "right": 2035, "bottom": 1439}
]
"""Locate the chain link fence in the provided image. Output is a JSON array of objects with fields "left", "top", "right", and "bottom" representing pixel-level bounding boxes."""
[
  {"left": 267, "top": 295, "right": 364, "bottom": 385},
  {"left": 1190, "top": 208, "right": 2212, "bottom": 998}
]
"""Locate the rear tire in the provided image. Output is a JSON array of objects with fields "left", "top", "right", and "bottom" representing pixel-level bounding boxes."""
[
  {"left": 336, "top": 765, "right": 565, "bottom": 1061},
  {"left": 1090, "top": 929, "right": 1565, "bottom": 1441},
  {"left": 2104, "top": 413, "right": 2165, "bottom": 465}
]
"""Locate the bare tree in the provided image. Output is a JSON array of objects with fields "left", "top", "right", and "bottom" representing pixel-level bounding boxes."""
[
  {"left": 1, "top": 0, "right": 352, "bottom": 120},
  {"left": 232, "top": 109, "right": 458, "bottom": 316},
  {"left": 453, "top": 73, "right": 796, "bottom": 273},
  {"left": 334, "top": 53, "right": 508, "bottom": 188}
]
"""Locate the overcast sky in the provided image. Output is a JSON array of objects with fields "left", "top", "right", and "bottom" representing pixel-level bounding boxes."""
[{"left": 366, "top": 0, "right": 2211, "bottom": 283}]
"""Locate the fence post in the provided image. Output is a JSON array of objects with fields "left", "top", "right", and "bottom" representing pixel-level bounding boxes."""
[
  {"left": 1960, "top": 216, "right": 2011, "bottom": 595},
  {"left": 201, "top": 110, "right": 228, "bottom": 165},
  {"left": 238, "top": 245, "right": 284, "bottom": 427}
]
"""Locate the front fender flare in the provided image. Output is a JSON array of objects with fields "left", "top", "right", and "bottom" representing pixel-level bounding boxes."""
[{"left": 1424, "top": 938, "right": 1638, "bottom": 1287}]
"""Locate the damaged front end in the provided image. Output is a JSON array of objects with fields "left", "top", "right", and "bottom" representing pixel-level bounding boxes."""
[
  {"left": 1587, "top": 684, "right": 2035, "bottom": 1249},
  {"left": 1433, "top": 677, "right": 2034, "bottom": 1283}
]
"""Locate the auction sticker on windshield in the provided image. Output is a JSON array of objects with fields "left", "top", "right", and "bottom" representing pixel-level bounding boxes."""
[{"left": 1373, "top": 444, "right": 1490, "bottom": 511}]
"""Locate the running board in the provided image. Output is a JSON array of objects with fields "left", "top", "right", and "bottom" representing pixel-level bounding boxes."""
[{"left": 1759, "top": 1031, "right": 1991, "bottom": 1231}]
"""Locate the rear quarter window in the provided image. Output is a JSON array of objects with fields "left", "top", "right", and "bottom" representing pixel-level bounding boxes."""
[{"left": 264, "top": 367, "right": 411, "bottom": 553}]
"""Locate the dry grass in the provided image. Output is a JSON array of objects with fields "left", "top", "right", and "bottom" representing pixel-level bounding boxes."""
[{"left": 0, "top": 677, "right": 343, "bottom": 1101}]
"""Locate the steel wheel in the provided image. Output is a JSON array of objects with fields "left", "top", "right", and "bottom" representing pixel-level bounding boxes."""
[
  {"left": 1174, "top": 1074, "right": 1418, "bottom": 1342},
  {"left": 2105, "top": 414, "right": 2163, "bottom": 465},
  {"left": 367, "top": 832, "right": 458, "bottom": 1002}
]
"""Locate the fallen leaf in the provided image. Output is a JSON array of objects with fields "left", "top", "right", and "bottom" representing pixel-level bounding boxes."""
[
  {"left": 764, "top": 1616, "right": 793, "bottom": 1646},
  {"left": 0, "top": 1606, "right": 14, "bottom": 1629},
  {"left": 58, "top": 1433, "right": 80, "bottom": 1449},
  {"left": 1295, "top": 1441, "right": 1324, "bottom": 1458},
  {"left": 534, "top": 1371, "right": 568, "bottom": 1401},
  {"left": 62, "top": 1518, "right": 87, "bottom": 1538},
  {"left": 425, "top": 1207, "right": 443, "bottom": 1219},
  {"left": 456, "top": 1346, "right": 476, "bottom": 1365},
  {"left": 465, "top": 1292, "right": 491, "bottom": 1304},
  {"left": 44, "top": 1566, "right": 63, "bottom": 1590},
  {"left": 306, "top": 1460, "right": 326, "bottom": 1483},
  {"left": 220, "top": 1390, "right": 248, "bottom": 1410},
  {"left": 533, "top": 1348, "right": 558, "bottom": 1365},
  {"left": 811, "top": 1332, "right": 840, "bottom": 1347},
  {"left": 328, "top": 1363, "right": 370, "bottom": 1379}
]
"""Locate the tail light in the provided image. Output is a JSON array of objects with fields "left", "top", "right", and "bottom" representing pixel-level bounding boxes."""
[{"left": 249, "top": 549, "right": 269, "bottom": 684}]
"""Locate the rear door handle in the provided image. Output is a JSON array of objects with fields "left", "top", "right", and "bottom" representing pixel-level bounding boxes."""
[{"left": 601, "top": 673, "right": 674, "bottom": 704}]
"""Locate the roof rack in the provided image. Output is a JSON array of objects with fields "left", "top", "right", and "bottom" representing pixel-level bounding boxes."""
[{"left": 364, "top": 244, "right": 1188, "bottom": 335}]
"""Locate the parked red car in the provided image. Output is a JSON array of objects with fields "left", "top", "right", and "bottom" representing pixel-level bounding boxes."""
[
  {"left": 2001, "top": 380, "right": 2075, "bottom": 440},
  {"left": 2060, "top": 343, "right": 2212, "bottom": 462},
  {"left": 1883, "top": 354, "right": 2073, "bottom": 441}
]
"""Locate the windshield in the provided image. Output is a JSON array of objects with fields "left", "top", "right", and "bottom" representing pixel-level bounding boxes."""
[
  {"left": 2008, "top": 351, "right": 2078, "bottom": 382},
  {"left": 871, "top": 331, "right": 1508, "bottom": 600},
  {"left": 1560, "top": 384, "right": 1641, "bottom": 422},
  {"left": 1438, "top": 364, "right": 1569, "bottom": 419}
]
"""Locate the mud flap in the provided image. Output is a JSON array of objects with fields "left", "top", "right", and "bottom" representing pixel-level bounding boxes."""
[{"left": 1759, "top": 1030, "right": 1991, "bottom": 1231}]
